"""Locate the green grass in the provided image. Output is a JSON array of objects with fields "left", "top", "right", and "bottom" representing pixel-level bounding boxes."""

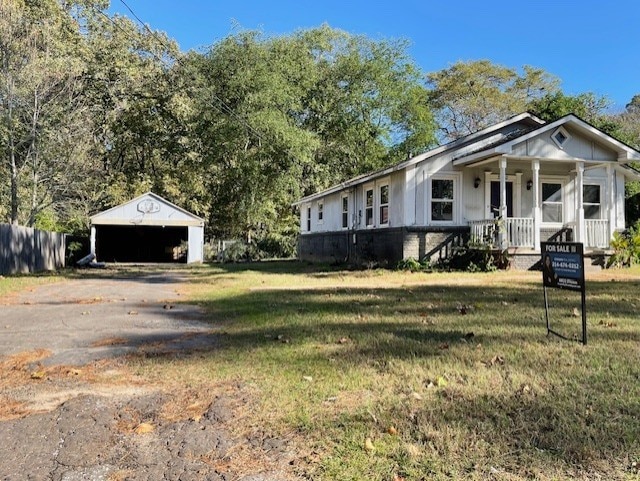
[
  {"left": 129, "top": 262, "right": 640, "bottom": 480},
  {"left": 0, "top": 271, "right": 63, "bottom": 298}
]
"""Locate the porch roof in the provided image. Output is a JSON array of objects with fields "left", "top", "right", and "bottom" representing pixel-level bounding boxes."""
[{"left": 452, "top": 114, "right": 640, "bottom": 167}]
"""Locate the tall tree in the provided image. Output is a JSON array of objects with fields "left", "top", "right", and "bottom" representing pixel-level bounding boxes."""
[
  {"left": 0, "top": 0, "right": 100, "bottom": 228},
  {"left": 191, "top": 26, "right": 437, "bottom": 241},
  {"left": 427, "top": 60, "right": 560, "bottom": 141}
]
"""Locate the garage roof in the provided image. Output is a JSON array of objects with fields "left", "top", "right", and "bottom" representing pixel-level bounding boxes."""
[{"left": 90, "top": 192, "right": 204, "bottom": 227}]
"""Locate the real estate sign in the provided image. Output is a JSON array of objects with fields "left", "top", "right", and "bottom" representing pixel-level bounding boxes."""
[
  {"left": 540, "top": 242, "right": 584, "bottom": 291},
  {"left": 540, "top": 242, "right": 587, "bottom": 345}
]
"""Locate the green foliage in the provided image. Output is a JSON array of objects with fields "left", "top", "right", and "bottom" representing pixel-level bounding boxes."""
[
  {"left": 607, "top": 221, "right": 640, "bottom": 267},
  {"left": 190, "top": 25, "right": 437, "bottom": 241},
  {"left": 427, "top": 60, "right": 559, "bottom": 140},
  {"left": 396, "top": 257, "right": 429, "bottom": 272},
  {"left": 440, "top": 246, "right": 509, "bottom": 272}
]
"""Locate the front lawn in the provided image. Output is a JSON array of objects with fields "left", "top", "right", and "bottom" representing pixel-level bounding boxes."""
[{"left": 132, "top": 262, "right": 640, "bottom": 480}]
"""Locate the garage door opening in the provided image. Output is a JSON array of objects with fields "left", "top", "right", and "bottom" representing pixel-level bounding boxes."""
[{"left": 96, "top": 225, "right": 188, "bottom": 263}]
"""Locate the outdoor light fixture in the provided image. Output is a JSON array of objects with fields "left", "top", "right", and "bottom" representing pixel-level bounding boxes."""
[
  {"left": 474, "top": 177, "right": 481, "bottom": 188},
  {"left": 526, "top": 179, "right": 533, "bottom": 190}
]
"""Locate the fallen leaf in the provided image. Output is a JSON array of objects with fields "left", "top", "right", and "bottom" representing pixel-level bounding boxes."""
[
  {"left": 572, "top": 307, "right": 580, "bottom": 317},
  {"left": 128, "top": 310, "right": 138, "bottom": 316},
  {"left": 364, "top": 437, "right": 375, "bottom": 452},
  {"left": 134, "top": 422, "right": 154, "bottom": 434},
  {"left": 30, "top": 370, "right": 46, "bottom": 380},
  {"left": 485, "top": 355, "right": 505, "bottom": 367},
  {"left": 303, "top": 376, "right": 313, "bottom": 382},
  {"left": 387, "top": 426, "right": 398, "bottom": 435},
  {"left": 437, "top": 376, "right": 448, "bottom": 387},
  {"left": 337, "top": 337, "right": 349, "bottom": 344},
  {"left": 411, "top": 392, "right": 423, "bottom": 400}
]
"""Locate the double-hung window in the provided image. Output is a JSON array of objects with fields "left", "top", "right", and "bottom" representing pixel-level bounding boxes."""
[
  {"left": 379, "top": 184, "right": 389, "bottom": 225},
  {"left": 341, "top": 195, "right": 349, "bottom": 229},
  {"left": 583, "top": 184, "right": 602, "bottom": 220},
  {"left": 431, "top": 178, "right": 454, "bottom": 222},
  {"left": 306, "top": 206, "right": 311, "bottom": 231},
  {"left": 317, "top": 201, "right": 323, "bottom": 223},
  {"left": 365, "top": 188, "right": 374, "bottom": 227},
  {"left": 542, "top": 182, "right": 563, "bottom": 223}
]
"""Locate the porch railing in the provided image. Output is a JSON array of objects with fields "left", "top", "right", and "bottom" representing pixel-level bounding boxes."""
[
  {"left": 469, "top": 219, "right": 498, "bottom": 247},
  {"left": 504, "top": 218, "right": 535, "bottom": 248},
  {"left": 469, "top": 218, "right": 534, "bottom": 248},
  {"left": 585, "top": 219, "right": 609, "bottom": 249},
  {"left": 470, "top": 218, "right": 610, "bottom": 249}
]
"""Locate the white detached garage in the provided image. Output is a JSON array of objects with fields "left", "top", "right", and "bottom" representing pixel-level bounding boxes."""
[{"left": 90, "top": 192, "right": 204, "bottom": 264}]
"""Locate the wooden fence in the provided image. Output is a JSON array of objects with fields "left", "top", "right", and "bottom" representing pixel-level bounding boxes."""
[{"left": 0, "top": 224, "right": 66, "bottom": 275}]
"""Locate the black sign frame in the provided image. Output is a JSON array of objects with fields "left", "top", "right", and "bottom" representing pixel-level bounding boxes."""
[{"left": 541, "top": 242, "right": 587, "bottom": 345}]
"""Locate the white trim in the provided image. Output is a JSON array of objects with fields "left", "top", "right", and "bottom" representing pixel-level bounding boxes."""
[
  {"left": 427, "top": 172, "right": 462, "bottom": 225},
  {"left": 305, "top": 204, "right": 312, "bottom": 232},
  {"left": 341, "top": 194, "right": 349, "bottom": 230},
  {"left": 539, "top": 175, "right": 569, "bottom": 226},
  {"left": 485, "top": 174, "right": 521, "bottom": 218},
  {"left": 363, "top": 183, "right": 375, "bottom": 228},
  {"left": 90, "top": 191, "right": 204, "bottom": 223},
  {"left": 581, "top": 181, "right": 604, "bottom": 220},
  {"left": 377, "top": 178, "right": 390, "bottom": 227},
  {"left": 453, "top": 114, "right": 640, "bottom": 166},
  {"left": 551, "top": 125, "right": 572, "bottom": 150}
]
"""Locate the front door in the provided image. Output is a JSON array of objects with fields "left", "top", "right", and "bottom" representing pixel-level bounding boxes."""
[{"left": 490, "top": 181, "right": 513, "bottom": 218}]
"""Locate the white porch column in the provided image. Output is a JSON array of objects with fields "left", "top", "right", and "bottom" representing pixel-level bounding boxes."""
[
  {"left": 90, "top": 225, "right": 96, "bottom": 256},
  {"left": 532, "top": 160, "right": 541, "bottom": 251},
  {"left": 575, "top": 161, "right": 585, "bottom": 244},
  {"left": 607, "top": 164, "right": 616, "bottom": 238},
  {"left": 499, "top": 157, "right": 507, "bottom": 249}
]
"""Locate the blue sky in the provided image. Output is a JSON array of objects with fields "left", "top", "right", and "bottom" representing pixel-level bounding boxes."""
[{"left": 109, "top": 0, "right": 639, "bottom": 111}]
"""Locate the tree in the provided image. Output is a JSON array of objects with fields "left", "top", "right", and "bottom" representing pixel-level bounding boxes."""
[
  {"left": 427, "top": 60, "right": 559, "bottom": 141},
  {"left": 0, "top": 0, "right": 102, "bottom": 228},
  {"left": 190, "top": 26, "right": 437, "bottom": 241}
]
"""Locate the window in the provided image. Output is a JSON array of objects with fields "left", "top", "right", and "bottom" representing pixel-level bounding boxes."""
[
  {"left": 431, "top": 178, "right": 454, "bottom": 221},
  {"left": 379, "top": 184, "right": 389, "bottom": 225},
  {"left": 365, "top": 188, "right": 374, "bottom": 226},
  {"left": 341, "top": 196, "right": 349, "bottom": 229},
  {"left": 583, "top": 184, "right": 602, "bottom": 220},
  {"left": 317, "top": 201, "right": 323, "bottom": 223},
  {"left": 542, "top": 182, "right": 563, "bottom": 223},
  {"left": 306, "top": 206, "right": 311, "bottom": 231},
  {"left": 551, "top": 126, "right": 571, "bottom": 149}
]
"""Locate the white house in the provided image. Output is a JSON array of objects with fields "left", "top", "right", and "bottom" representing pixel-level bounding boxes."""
[
  {"left": 90, "top": 192, "right": 205, "bottom": 264},
  {"left": 294, "top": 113, "right": 640, "bottom": 268}
]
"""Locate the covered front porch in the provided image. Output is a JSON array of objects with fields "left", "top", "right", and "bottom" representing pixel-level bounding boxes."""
[{"left": 463, "top": 156, "right": 620, "bottom": 252}]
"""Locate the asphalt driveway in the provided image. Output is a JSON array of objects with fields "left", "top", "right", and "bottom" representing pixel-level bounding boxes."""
[{"left": 0, "top": 268, "right": 215, "bottom": 365}]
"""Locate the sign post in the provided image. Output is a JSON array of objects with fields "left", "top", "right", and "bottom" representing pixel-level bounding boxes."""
[{"left": 540, "top": 242, "right": 587, "bottom": 345}]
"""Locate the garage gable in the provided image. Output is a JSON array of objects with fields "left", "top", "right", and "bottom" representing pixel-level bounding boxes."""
[{"left": 91, "top": 192, "right": 203, "bottom": 227}]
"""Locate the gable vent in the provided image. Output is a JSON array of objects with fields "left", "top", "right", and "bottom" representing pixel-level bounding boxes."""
[{"left": 551, "top": 126, "right": 571, "bottom": 149}]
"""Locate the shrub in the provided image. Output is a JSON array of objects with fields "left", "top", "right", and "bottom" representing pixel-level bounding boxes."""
[{"left": 608, "top": 220, "right": 640, "bottom": 267}]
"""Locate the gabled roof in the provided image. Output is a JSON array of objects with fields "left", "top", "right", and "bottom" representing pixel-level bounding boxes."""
[
  {"left": 91, "top": 192, "right": 204, "bottom": 226},
  {"left": 453, "top": 114, "right": 640, "bottom": 166},
  {"left": 294, "top": 112, "right": 545, "bottom": 205}
]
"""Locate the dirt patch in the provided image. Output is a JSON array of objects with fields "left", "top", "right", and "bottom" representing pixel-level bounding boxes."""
[{"left": 0, "top": 357, "right": 299, "bottom": 481}]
